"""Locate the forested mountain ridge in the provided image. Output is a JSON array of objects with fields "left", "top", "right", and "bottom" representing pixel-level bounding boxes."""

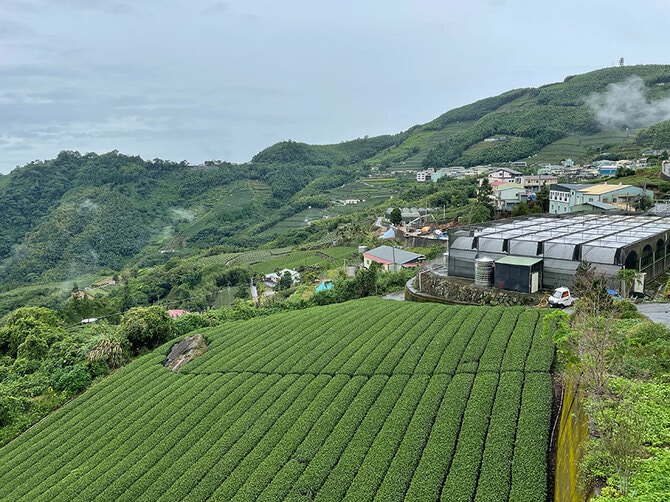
[
  {"left": 365, "top": 64, "right": 670, "bottom": 170},
  {"left": 0, "top": 149, "right": 371, "bottom": 288},
  {"left": 3, "top": 65, "right": 670, "bottom": 288}
]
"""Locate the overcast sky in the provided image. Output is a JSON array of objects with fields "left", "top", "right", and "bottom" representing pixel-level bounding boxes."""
[{"left": 2, "top": 0, "right": 669, "bottom": 174}]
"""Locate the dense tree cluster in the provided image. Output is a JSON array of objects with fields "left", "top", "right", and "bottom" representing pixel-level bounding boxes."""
[
  {"left": 0, "top": 143, "right": 377, "bottom": 287},
  {"left": 635, "top": 120, "right": 670, "bottom": 149},
  {"left": 0, "top": 307, "right": 131, "bottom": 441},
  {"left": 423, "top": 106, "right": 599, "bottom": 168}
]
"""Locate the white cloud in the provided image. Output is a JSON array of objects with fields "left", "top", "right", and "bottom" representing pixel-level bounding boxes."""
[{"left": 588, "top": 76, "right": 670, "bottom": 129}]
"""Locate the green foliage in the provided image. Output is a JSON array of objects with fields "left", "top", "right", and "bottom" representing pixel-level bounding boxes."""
[
  {"left": 0, "top": 307, "right": 64, "bottom": 359},
  {"left": 616, "top": 299, "right": 639, "bottom": 320},
  {"left": 635, "top": 120, "right": 670, "bottom": 149},
  {"left": 427, "top": 88, "right": 533, "bottom": 128},
  {"left": 172, "top": 313, "right": 218, "bottom": 337},
  {"left": 252, "top": 136, "right": 402, "bottom": 167},
  {"left": 0, "top": 395, "right": 31, "bottom": 427},
  {"left": 0, "top": 308, "right": 129, "bottom": 442},
  {"left": 389, "top": 207, "right": 402, "bottom": 226},
  {"left": 476, "top": 178, "right": 493, "bottom": 206},
  {"left": 581, "top": 378, "right": 657, "bottom": 498},
  {"left": 277, "top": 271, "right": 294, "bottom": 291},
  {"left": 535, "top": 184, "right": 550, "bottom": 212},
  {"left": 51, "top": 364, "right": 92, "bottom": 395},
  {"left": 511, "top": 202, "right": 529, "bottom": 217},
  {"left": 121, "top": 306, "right": 174, "bottom": 354},
  {"left": 556, "top": 261, "right": 670, "bottom": 498},
  {"left": 0, "top": 150, "right": 362, "bottom": 288},
  {"left": 83, "top": 325, "right": 129, "bottom": 370},
  {"left": 614, "top": 321, "right": 670, "bottom": 378},
  {"left": 0, "top": 300, "right": 554, "bottom": 499},
  {"left": 634, "top": 195, "right": 654, "bottom": 211},
  {"left": 590, "top": 448, "right": 670, "bottom": 502},
  {"left": 467, "top": 202, "right": 492, "bottom": 223},
  {"left": 374, "top": 268, "right": 416, "bottom": 294}
]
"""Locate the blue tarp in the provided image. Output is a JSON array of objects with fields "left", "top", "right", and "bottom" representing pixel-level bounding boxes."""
[
  {"left": 381, "top": 227, "right": 396, "bottom": 239},
  {"left": 315, "top": 281, "right": 334, "bottom": 293}
]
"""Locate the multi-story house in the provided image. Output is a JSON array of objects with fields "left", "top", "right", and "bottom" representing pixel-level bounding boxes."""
[
  {"left": 512, "top": 175, "right": 558, "bottom": 192},
  {"left": 487, "top": 167, "right": 522, "bottom": 183},
  {"left": 549, "top": 183, "right": 653, "bottom": 214}
]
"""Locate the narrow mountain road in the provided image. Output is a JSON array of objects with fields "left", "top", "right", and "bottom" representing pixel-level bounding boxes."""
[{"left": 636, "top": 302, "right": 670, "bottom": 327}]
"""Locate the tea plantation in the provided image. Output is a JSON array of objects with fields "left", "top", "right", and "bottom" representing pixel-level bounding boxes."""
[{"left": 0, "top": 298, "right": 554, "bottom": 501}]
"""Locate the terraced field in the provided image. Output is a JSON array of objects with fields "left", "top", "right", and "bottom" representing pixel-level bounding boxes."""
[{"left": 0, "top": 298, "right": 555, "bottom": 501}]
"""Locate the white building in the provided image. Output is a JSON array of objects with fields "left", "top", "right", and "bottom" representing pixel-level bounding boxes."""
[
  {"left": 487, "top": 167, "right": 522, "bottom": 183},
  {"left": 549, "top": 183, "right": 652, "bottom": 214}
]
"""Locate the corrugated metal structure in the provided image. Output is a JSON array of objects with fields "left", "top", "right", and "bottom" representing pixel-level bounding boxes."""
[
  {"left": 494, "top": 256, "right": 543, "bottom": 293},
  {"left": 447, "top": 214, "right": 670, "bottom": 289}
]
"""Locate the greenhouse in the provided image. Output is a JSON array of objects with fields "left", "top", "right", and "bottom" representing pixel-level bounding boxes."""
[{"left": 446, "top": 214, "right": 670, "bottom": 289}]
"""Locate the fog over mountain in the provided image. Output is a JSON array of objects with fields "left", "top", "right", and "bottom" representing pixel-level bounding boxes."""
[{"left": 588, "top": 76, "right": 670, "bottom": 129}]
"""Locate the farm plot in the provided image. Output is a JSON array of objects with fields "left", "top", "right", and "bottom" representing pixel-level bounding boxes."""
[
  {"left": 0, "top": 298, "right": 555, "bottom": 501},
  {"left": 248, "top": 247, "right": 358, "bottom": 275}
]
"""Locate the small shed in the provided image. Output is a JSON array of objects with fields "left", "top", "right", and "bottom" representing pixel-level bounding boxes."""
[
  {"left": 363, "top": 245, "right": 425, "bottom": 272},
  {"left": 494, "top": 256, "right": 543, "bottom": 293}
]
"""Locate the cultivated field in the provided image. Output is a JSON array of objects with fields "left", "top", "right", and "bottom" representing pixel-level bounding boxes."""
[{"left": 0, "top": 299, "right": 554, "bottom": 501}]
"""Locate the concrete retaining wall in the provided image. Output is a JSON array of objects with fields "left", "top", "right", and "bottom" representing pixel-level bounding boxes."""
[{"left": 409, "top": 269, "right": 543, "bottom": 306}]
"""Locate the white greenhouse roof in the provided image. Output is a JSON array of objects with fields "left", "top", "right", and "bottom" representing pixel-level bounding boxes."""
[{"left": 456, "top": 214, "right": 670, "bottom": 264}]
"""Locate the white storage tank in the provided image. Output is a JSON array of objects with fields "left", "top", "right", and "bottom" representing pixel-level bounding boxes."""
[{"left": 474, "top": 257, "right": 495, "bottom": 287}]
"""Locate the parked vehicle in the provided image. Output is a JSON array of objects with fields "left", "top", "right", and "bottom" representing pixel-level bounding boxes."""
[{"left": 548, "top": 287, "right": 575, "bottom": 308}]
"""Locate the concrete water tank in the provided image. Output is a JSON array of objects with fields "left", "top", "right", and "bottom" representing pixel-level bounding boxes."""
[{"left": 474, "top": 257, "right": 495, "bottom": 287}]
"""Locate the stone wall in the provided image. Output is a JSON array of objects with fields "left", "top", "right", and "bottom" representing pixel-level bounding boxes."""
[{"left": 409, "top": 270, "right": 543, "bottom": 306}]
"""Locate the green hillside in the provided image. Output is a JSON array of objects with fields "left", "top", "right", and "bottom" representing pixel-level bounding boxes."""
[
  {"left": 3, "top": 65, "right": 670, "bottom": 290},
  {"left": 0, "top": 299, "right": 554, "bottom": 501},
  {"left": 366, "top": 65, "right": 670, "bottom": 170},
  {"left": 0, "top": 150, "right": 370, "bottom": 287}
]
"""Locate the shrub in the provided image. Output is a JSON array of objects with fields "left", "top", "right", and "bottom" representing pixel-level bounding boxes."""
[
  {"left": 616, "top": 300, "right": 639, "bottom": 319},
  {"left": 0, "top": 306, "right": 64, "bottom": 358},
  {"left": 0, "top": 395, "right": 28, "bottom": 427},
  {"left": 620, "top": 321, "right": 670, "bottom": 378},
  {"left": 84, "top": 330, "right": 128, "bottom": 370},
  {"left": 121, "top": 306, "right": 174, "bottom": 354},
  {"left": 16, "top": 334, "right": 49, "bottom": 360},
  {"left": 173, "top": 313, "right": 217, "bottom": 337},
  {"left": 11, "top": 358, "right": 41, "bottom": 376},
  {"left": 52, "top": 364, "right": 92, "bottom": 394}
]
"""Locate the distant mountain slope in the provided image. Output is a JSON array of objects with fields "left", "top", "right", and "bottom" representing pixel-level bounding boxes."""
[
  {"left": 366, "top": 64, "right": 670, "bottom": 170},
  {"left": 3, "top": 64, "right": 670, "bottom": 287},
  {"left": 0, "top": 150, "right": 370, "bottom": 287}
]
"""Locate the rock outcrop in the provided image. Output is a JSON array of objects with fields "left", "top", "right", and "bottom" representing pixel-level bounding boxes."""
[{"left": 165, "top": 334, "right": 208, "bottom": 372}]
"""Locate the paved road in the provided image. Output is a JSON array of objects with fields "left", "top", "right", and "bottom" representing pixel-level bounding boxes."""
[
  {"left": 636, "top": 302, "right": 670, "bottom": 327},
  {"left": 382, "top": 284, "right": 670, "bottom": 323}
]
